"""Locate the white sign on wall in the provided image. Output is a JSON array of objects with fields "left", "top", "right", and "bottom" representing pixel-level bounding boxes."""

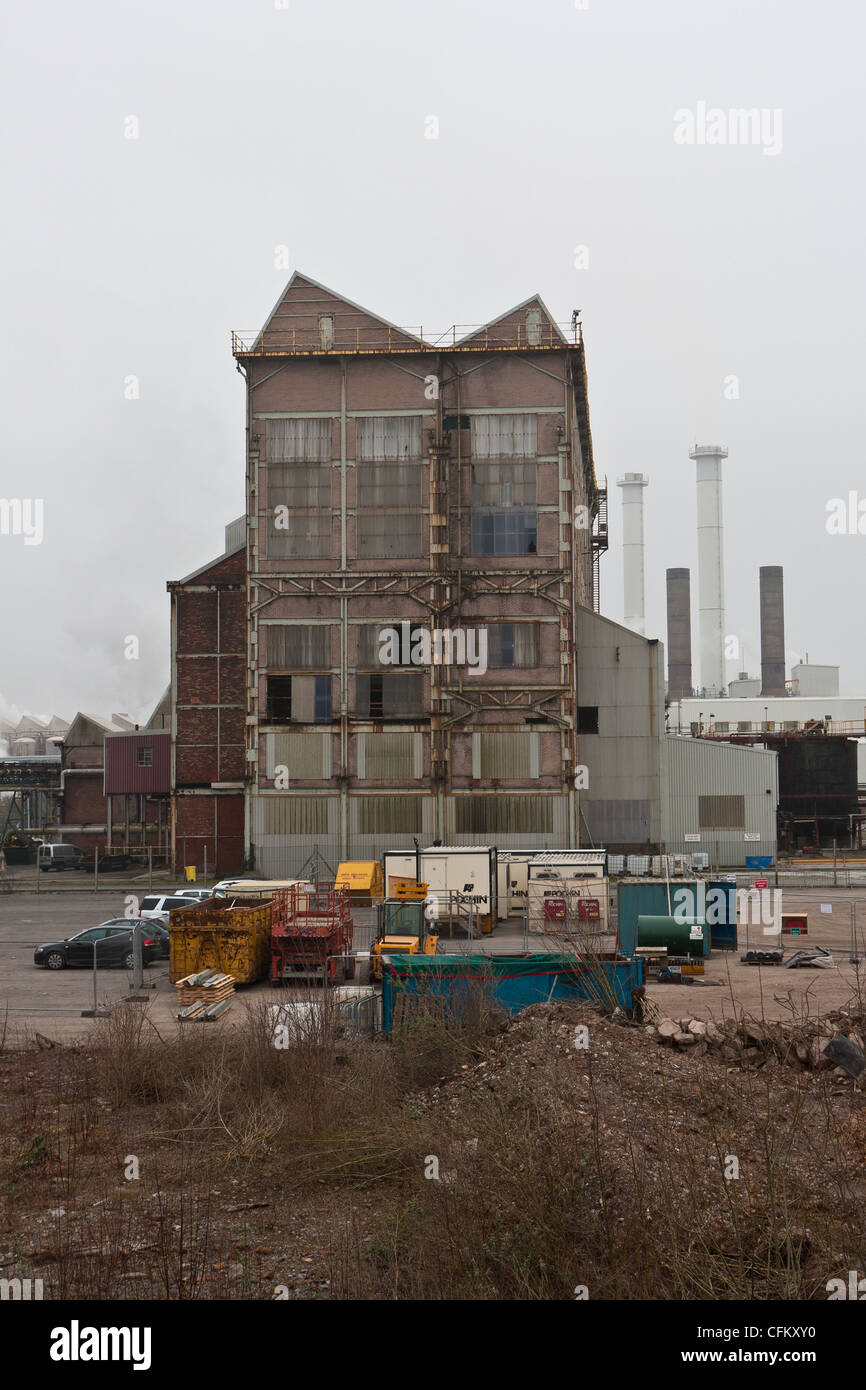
[{"left": 684, "top": 833, "right": 701, "bottom": 842}]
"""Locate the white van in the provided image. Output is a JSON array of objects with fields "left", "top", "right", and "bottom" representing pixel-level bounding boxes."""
[{"left": 38, "top": 844, "right": 87, "bottom": 872}]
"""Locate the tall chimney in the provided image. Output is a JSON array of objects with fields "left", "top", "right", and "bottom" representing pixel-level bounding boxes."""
[
  {"left": 617, "top": 472, "right": 649, "bottom": 635},
  {"left": 759, "top": 565, "right": 786, "bottom": 696},
  {"left": 690, "top": 444, "right": 728, "bottom": 694},
  {"left": 666, "top": 568, "right": 693, "bottom": 698}
]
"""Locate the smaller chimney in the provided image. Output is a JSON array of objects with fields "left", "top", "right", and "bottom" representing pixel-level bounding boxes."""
[
  {"left": 617, "top": 472, "right": 649, "bottom": 635},
  {"left": 666, "top": 568, "right": 693, "bottom": 698},
  {"left": 759, "top": 566, "right": 786, "bottom": 696}
]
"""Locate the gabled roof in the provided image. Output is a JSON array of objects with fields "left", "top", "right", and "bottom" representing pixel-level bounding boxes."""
[
  {"left": 254, "top": 271, "right": 423, "bottom": 349},
  {"left": 63, "top": 712, "right": 129, "bottom": 746},
  {"left": 456, "top": 293, "right": 569, "bottom": 349}
]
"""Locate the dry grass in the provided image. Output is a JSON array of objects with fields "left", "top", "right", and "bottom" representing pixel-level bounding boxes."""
[{"left": 0, "top": 977, "right": 864, "bottom": 1300}]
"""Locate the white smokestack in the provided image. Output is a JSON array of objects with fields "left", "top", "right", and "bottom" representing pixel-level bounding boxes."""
[
  {"left": 690, "top": 443, "right": 728, "bottom": 695},
  {"left": 617, "top": 472, "right": 649, "bottom": 635}
]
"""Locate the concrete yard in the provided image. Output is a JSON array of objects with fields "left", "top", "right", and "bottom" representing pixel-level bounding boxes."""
[{"left": 1, "top": 881, "right": 865, "bottom": 1040}]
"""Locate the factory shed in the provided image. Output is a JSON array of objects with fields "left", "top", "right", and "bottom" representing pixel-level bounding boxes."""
[{"left": 661, "top": 735, "right": 778, "bottom": 866}]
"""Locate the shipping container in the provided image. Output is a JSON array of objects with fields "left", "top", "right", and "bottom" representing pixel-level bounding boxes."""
[
  {"left": 617, "top": 879, "right": 727, "bottom": 958},
  {"left": 168, "top": 895, "right": 272, "bottom": 984},
  {"left": 380, "top": 953, "right": 645, "bottom": 1034}
]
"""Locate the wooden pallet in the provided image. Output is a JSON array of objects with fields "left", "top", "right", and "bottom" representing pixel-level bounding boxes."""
[{"left": 175, "top": 969, "right": 236, "bottom": 1008}]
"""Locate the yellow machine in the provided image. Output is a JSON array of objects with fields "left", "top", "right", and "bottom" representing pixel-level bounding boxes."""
[{"left": 369, "top": 894, "right": 438, "bottom": 982}]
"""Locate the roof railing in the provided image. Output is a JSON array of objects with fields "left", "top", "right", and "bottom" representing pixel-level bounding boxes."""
[{"left": 231, "top": 320, "right": 582, "bottom": 357}]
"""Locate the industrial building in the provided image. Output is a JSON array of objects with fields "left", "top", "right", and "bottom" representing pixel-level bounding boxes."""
[
  {"left": 663, "top": 528, "right": 865, "bottom": 849},
  {"left": 227, "top": 272, "right": 607, "bottom": 876},
  {"left": 156, "top": 275, "right": 786, "bottom": 874}
]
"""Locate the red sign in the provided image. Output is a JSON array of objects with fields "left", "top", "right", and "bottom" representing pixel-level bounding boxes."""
[{"left": 754, "top": 878, "right": 768, "bottom": 889}]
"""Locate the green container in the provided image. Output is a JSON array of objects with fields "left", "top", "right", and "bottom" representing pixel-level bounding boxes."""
[{"left": 637, "top": 914, "right": 704, "bottom": 957}]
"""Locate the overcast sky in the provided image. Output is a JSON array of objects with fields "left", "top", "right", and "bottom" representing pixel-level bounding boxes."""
[{"left": 1, "top": 0, "right": 863, "bottom": 725}]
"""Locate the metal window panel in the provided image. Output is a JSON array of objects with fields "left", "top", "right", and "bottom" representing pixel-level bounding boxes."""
[
  {"left": 357, "top": 461, "right": 423, "bottom": 508},
  {"left": 356, "top": 512, "right": 422, "bottom": 558},
  {"left": 698, "top": 794, "right": 746, "bottom": 830},
  {"left": 267, "top": 418, "right": 331, "bottom": 462},
  {"left": 356, "top": 416, "right": 423, "bottom": 461},
  {"left": 266, "top": 731, "right": 331, "bottom": 780},
  {"left": 266, "top": 625, "right": 331, "bottom": 668},
  {"left": 478, "top": 732, "right": 533, "bottom": 779},
  {"left": 453, "top": 795, "right": 556, "bottom": 835},
  {"left": 360, "top": 732, "right": 418, "bottom": 780},
  {"left": 357, "top": 797, "right": 423, "bottom": 835},
  {"left": 470, "top": 414, "right": 538, "bottom": 459},
  {"left": 261, "top": 795, "right": 329, "bottom": 836}
]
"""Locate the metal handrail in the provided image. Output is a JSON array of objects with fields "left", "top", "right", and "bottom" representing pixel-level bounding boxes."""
[{"left": 232, "top": 321, "right": 581, "bottom": 357}]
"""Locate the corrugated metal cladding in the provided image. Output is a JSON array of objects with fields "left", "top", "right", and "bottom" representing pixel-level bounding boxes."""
[
  {"left": 359, "top": 732, "right": 422, "bottom": 780},
  {"left": 447, "top": 795, "right": 570, "bottom": 848},
  {"left": 265, "top": 732, "right": 331, "bottom": 781},
  {"left": 584, "top": 800, "right": 651, "bottom": 845},
  {"left": 250, "top": 793, "right": 340, "bottom": 878},
  {"left": 662, "top": 736, "right": 778, "bottom": 866},
  {"left": 474, "top": 732, "right": 538, "bottom": 779},
  {"left": 349, "top": 796, "right": 435, "bottom": 863},
  {"left": 104, "top": 732, "right": 170, "bottom": 795},
  {"left": 224, "top": 516, "right": 245, "bottom": 552}
]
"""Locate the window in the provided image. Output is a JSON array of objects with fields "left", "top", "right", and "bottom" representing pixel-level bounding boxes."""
[
  {"left": 266, "top": 676, "right": 293, "bottom": 723},
  {"left": 268, "top": 418, "right": 331, "bottom": 462},
  {"left": 356, "top": 459, "right": 424, "bottom": 558},
  {"left": 267, "top": 461, "right": 332, "bottom": 560},
  {"left": 356, "top": 416, "right": 422, "bottom": 461},
  {"left": 714, "top": 721, "right": 730, "bottom": 733},
  {"left": 266, "top": 625, "right": 330, "bottom": 669},
  {"left": 486, "top": 623, "right": 538, "bottom": 668},
  {"left": 737, "top": 721, "right": 752, "bottom": 733},
  {"left": 577, "top": 706, "right": 599, "bottom": 734},
  {"left": 266, "top": 675, "right": 332, "bottom": 724},
  {"left": 357, "top": 506, "right": 422, "bottom": 558},
  {"left": 471, "top": 459, "right": 538, "bottom": 557},
  {"left": 698, "top": 795, "right": 746, "bottom": 830},
  {"left": 526, "top": 308, "right": 543, "bottom": 346},
  {"left": 357, "top": 624, "right": 427, "bottom": 669},
  {"left": 137, "top": 747, "right": 153, "bottom": 766},
  {"left": 356, "top": 673, "right": 424, "bottom": 719},
  {"left": 472, "top": 510, "right": 537, "bottom": 557},
  {"left": 470, "top": 415, "right": 537, "bottom": 459}
]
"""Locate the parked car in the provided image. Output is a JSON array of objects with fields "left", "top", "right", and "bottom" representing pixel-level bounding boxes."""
[
  {"left": 81, "top": 853, "right": 136, "bottom": 874},
  {"left": 33, "top": 924, "right": 161, "bottom": 970},
  {"left": 97, "top": 916, "right": 171, "bottom": 959},
  {"left": 171, "top": 887, "right": 214, "bottom": 902},
  {"left": 37, "top": 844, "right": 87, "bottom": 872},
  {"left": 138, "top": 894, "right": 200, "bottom": 926}
]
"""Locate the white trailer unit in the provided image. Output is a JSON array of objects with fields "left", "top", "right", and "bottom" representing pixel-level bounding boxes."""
[
  {"left": 496, "top": 852, "right": 534, "bottom": 920},
  {"left": 497, "top": 850, "right": 608, "bottom": 920},
  {"left": 527, "top": 850, "right": 607, "bottom": 881},
  {"left": 382, "top": 846, "right": 498, "bottom": 932}
]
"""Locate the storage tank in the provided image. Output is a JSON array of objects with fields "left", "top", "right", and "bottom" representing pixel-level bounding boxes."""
[{"left": 637, "top": 914, "right": 704, "bottom": 956}]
